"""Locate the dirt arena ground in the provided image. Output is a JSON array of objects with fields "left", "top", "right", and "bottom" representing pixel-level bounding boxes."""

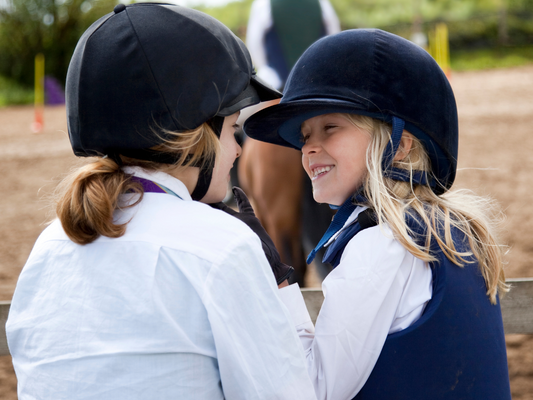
[{"left": 0, "top": 65, "right": 532, "bottom": 398}]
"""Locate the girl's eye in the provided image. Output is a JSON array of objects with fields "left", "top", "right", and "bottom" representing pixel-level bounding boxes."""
[
  {"left": 300, "top": 133, "right": 310, "bottom": 143},
  {"left": 233, "top": 123, "right": 241, "bottom": 130},
  {"left": 324, "top": 124, "right": 337, "bottom": 131}
]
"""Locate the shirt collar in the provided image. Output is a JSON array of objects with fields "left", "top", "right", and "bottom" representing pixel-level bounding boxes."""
[
  {"left": 325, "top": 205, "right": 368, "bottom": 246},
  {"left": 123, "top": 166, "right": 193, "bottom": 201}
]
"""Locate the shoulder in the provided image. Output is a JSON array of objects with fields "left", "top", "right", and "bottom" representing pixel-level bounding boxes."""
[
  {"left": 250, "top": 0, "right": 270, "bottom": 11},
  {"left": 247, "top": 0, "right": 272, "bottom": 31},
  {"left": 249, "top": 0, "right": 271, "bottom": 17},
  {"left": 318, "top": 0, "right": 335, "bottom": 11},
  {"left": 324, "top": 223, "right": 431, "bottom": 309},
  {"left": 346, "top": 223, "right": 403, "bottom": 255},
  {"left": 336, "top": 223, "right": 417, "bottom": 278},
  {"left": 119, "top": 195, "right": 263, "bottom": 264},
  {"left": 36, "top": 196, "right": 264, "bottom": 267},
  {"left": 33, "top": 219, "right": 69, "bottom": 244},
  {"left": 319, "top": 0, "right": 339, "bottom": 18}
]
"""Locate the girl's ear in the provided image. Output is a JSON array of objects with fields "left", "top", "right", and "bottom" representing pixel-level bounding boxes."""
[{"left": 394, "top": 131, "right": 413, "bottom": 161}]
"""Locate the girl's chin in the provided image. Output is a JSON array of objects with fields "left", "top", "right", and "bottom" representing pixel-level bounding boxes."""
[
  {"left": 312, "top": 192, "right": 340, "bottom": 206},
  {"left": 312, "top": 188, "right": 349, "bottom": 206},
  {"left": 198, "top": 185, "right": 228, "bottom": 204}
]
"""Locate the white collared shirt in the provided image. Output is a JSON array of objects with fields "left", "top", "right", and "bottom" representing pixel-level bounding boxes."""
[
  {"left": 279, "top": 207, "right": 433, "bottom": 399},
  {"left": 7, "top": 168, "right": 317, "bottom": 400}
]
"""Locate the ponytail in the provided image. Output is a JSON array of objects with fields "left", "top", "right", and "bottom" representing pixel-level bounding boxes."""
[
  {"left": 55, "top": 158, "right": 142, "bottom": 245},
  {"left": 54, "top": 122, "right": 219, "bottom": 245}
]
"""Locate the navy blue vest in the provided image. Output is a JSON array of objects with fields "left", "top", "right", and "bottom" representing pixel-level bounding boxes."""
[{"left": 334, "top": 215, "right": 512, "bottom": 399}]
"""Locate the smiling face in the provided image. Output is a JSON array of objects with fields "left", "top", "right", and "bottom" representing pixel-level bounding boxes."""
[
  {"left": 301, "top": 113, "right": 372, "bottom": 206},
  {"left": 200, "top": 112, "right": 242, "bottom": 203}
]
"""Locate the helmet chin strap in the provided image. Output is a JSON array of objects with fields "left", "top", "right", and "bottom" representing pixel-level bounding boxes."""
[
  {"left": 191, "top": 116, "right": 225, "bottom": 201},
  {"left": 382, "top": 116, "right": 405, "bottom": 171},
  {"left": 383, "top": 116, "right": 436, "bottom": 188}
]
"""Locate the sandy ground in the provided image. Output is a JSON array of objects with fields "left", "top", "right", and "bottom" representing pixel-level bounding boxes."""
[{"left": 1, "top": 66, "right": 533, "bottom": 398}]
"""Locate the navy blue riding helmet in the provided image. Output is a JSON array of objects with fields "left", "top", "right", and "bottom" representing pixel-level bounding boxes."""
[
  {"left": 66, "top": 3, "right": 281, "bottom": 200},
  {"left": 244, "top": 29, "right": 458, "bottom": 195}
]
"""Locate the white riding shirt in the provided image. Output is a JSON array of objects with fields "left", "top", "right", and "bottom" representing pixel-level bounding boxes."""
[{"left": 7, "top": 168, "right": 317, "bottom": 400}]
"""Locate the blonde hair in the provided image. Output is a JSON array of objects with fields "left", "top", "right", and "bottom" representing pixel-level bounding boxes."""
[
  {"left": 342, "top": 114, "right": 508, "bottom": 304},
  {"left": 55, "top": 123, "right": 220, "bottom": 245}
]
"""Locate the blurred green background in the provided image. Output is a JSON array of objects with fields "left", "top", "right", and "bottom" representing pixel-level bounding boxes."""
[{"left": 1, "top": 0, "right": 532, "bottom": 106}]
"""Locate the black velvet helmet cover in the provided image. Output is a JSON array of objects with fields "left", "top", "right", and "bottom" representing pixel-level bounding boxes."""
[
  {"left": 243, "top": 29, "right": 458, "bottom": 194},
  {"left": 66, "top": 3, "right": 280, "bottom": 162}
]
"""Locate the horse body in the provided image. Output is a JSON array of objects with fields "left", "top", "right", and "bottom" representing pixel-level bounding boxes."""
[{"left": 238, "top": 138, "right": 308, "bottom": 285}]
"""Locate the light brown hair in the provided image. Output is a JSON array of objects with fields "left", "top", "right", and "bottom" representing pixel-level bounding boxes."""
[{"left": 55, "top": 123, "right": 220, "bottom": 245}]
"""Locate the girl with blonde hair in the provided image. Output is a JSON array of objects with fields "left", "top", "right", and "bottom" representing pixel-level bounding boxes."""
[
  {"left": 6, "top": 4, "right": 317, "bottom": 399},
  {"left": 244, "top": 29, "right": 511, "bottom": 399}
]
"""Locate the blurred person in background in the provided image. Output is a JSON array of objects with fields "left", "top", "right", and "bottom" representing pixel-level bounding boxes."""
[{"left": 246, "top": 0, "right": 340, "bottom": 91}]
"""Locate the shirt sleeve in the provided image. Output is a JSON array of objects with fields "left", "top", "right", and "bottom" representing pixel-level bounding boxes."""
[
  {"left": 203, "top": 234, "right": 317, "bottom": 400},
  {"left": 319, "top": 0, "right": 341, "bottom": 35},
  {"left": 279, "top": 225, "right": 432, "bottom": 400},
  {"left": 246, "top": 0, "right": 272, "bottom": 71}
]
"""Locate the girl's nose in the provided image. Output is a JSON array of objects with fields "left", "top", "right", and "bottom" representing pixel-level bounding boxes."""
[{"left": 301, "top": 137, "right": 319, "bottom": 156}]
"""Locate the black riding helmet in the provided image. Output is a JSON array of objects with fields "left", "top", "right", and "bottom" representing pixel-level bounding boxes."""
[
  {"left": 244, "top": 29, "right": 458, "bottom": 195},
  {"left": 66, "top": 3, "right": 281, "bottom": 200}
]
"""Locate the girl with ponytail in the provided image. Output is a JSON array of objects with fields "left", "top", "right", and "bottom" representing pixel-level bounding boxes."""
[{"left": 6, "top": 4, "right": 316, "bottom": 399}]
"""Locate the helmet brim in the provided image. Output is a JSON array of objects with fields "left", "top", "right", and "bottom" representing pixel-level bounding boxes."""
[
  {"left": 218, "top": 74, "right": 282, "bottom": 117},
  {"left": 243, "top": 98, "right": 388, "bottom": 149},
  {"left": 243, "top": 97, "right": 455, "bottom": 195}
]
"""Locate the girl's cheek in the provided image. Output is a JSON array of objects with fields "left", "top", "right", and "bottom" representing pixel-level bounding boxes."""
[{"left": 301, "top": 154, "right": 310, "bottom": 175}]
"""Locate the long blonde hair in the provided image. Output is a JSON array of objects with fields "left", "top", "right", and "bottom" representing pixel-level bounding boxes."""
[
  {"left": 343, "top": 114, "right": 508, "bottom": 304},
  {"left": 55, "top": 123, "right": 220, "bottom": 245}
]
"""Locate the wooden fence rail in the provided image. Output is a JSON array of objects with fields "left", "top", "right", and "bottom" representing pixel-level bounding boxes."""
[
  {"left": 1, "top": 278, "right": 532, "bottom": 357},
  {"left": 302, "top": 278, "right": 533, "bottom": 333}
]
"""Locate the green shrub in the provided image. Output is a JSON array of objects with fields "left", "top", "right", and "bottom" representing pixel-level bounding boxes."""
[
  {"left": 0, "top": 75, "right": 33, "bottom": 107},
  {"left": 0, "top": 0, "right": 119, "bottom": 88},
  {"left": 451, "top": 45, "right": 533, "bottom": 70}
]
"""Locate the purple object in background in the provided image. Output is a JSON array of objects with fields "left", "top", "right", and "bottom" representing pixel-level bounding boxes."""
[{"left": 44, "top": 76, "right": 65, "bottom": 105}]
